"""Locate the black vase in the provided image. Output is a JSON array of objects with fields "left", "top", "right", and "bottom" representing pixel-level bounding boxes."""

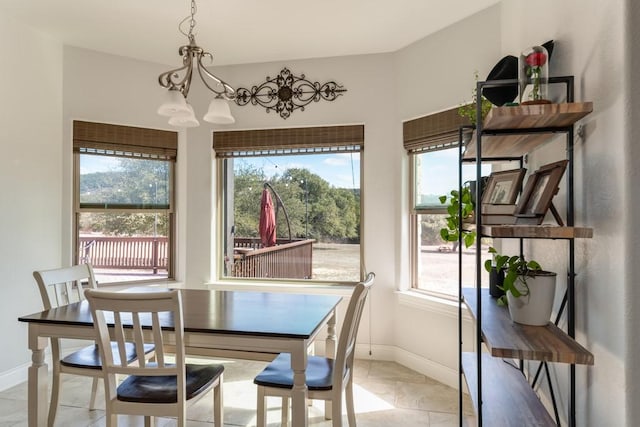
[{"left": 489, "top": 267, "right": 505, "bottom": 298}]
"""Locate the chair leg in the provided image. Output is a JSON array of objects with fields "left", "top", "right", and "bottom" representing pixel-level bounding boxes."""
[
  {"left": 88, "top": 377, "right": 99, "bottom": 410},
  {"left": 48, "top": 369, "right": 61, "bottom": 427},
  {"left": 346, "top": 380, "right": 356, "bottom": 427},
  {"left": 281, "top": 397, "right": 290, "bottom": 426},
  {"left": 332, "top": 397, "right": 343, "bottom": 427},
  {"left": 213, "top": 376, "right": 223, "bottom": 426},
  {"left": 144, "top": 415, "right": 155, "bottom": 427},
  {"left": 256, "top": 386, "right": 267, "bottom": 427},
  {"left": 105, "top": 412, "right": 116, "bottom": 427}
]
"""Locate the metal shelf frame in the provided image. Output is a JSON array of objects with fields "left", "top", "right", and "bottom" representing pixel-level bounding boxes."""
[{"left": 458, "top": 76, "right": 584, "bottom": 427}]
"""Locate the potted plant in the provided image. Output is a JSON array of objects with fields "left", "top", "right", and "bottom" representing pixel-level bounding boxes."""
[
  {"left": 438, "top": 185, "right": 476, "bottom": 250},
  {"left": 484, "top": 247, "right": 557, "bottom": 326},
  {"left": 458, "top": 71, "right": 493, "bottom": 127}
]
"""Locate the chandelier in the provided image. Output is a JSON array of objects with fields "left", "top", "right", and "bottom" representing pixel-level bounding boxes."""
[{"left": 157, "top": 0, "right": 236, "bottom": 127}]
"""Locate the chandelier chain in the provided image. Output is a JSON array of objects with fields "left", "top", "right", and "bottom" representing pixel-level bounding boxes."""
[{"left": 179, "top": 0, "right": 198, "bottom": 40}]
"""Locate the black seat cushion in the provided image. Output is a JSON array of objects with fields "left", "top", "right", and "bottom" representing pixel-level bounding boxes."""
[
  {"left": 60, "top": 342, "right": 155, "bottom": 370},
  {"left": 117, "top": 363, "right": 225, "bottom": 403},
  {"left": 254, "top": 353, "right": 334, "bottom": 391}
]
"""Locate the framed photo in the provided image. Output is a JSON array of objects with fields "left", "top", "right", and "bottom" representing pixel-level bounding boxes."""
[
  {"left": 481, "top": 168, "right": 527, "bottom": 205},
  {"left": 515, "top": 160, "right": 569, "bottom": 217}
]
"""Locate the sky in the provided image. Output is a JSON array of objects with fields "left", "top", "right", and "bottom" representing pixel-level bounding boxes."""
[
  {"left": 234, "top": 153, "right": 361, "bottom": 189},
  {"left": 81, "top": 150, "right": 498, "bottom": 194},
  {"left": 80, "top": 155, "right": 122, "bottom": 175},
  {"left": 419, "top": 148, "right": 492, "bottom": 198},
  {"left": 81, "top": 152, "right": 362, "bottom": 189}
]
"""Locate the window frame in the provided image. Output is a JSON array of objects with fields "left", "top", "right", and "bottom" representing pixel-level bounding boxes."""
[
  {"left": 214, "top": 125, "right": 365, "bottom": 285},
  {"left": 409, "top": 151, "right": 453, "bottom": 297},
  {"left": 72, "top": 121, "right": 177, "bottom": 284}
]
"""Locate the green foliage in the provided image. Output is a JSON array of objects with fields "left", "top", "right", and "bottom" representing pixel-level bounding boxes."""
[
  {"left": 438, "top": 186, "right": 476, "bottom": 249},
  {"left": 79, "top": 157, "right": 171, "bottom": 236},
  {"left": 79, "top": 156, "right": 361, "bottom": 243},
  {"left": 484, "top": 247, "right": 542, "bottom": 306},
  {"left": 458, "top": 71, "right": 493, "bottom": 126},
  {"left": 233, "top": 167, "right": 360, "bottom": 243}
]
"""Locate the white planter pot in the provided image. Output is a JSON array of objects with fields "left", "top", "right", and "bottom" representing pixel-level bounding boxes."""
[{"left": 506, "top": 271, "right": 557, "bottom": 326}]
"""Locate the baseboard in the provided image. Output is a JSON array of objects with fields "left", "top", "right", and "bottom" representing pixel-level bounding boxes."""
[
  {"left": 2, "top": 343, "right": 460, "bottom": 394},
  {"left": 354, "top": 343, "right": 460, "bottom": 390},
  {"left": 0, "top": 361, "right": 30, "bottom": 392}
]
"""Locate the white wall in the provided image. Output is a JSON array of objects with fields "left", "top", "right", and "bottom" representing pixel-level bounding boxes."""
[
  {"left": 58, "top": 6, "right": 502, "bottom": 381},
  {"left": 1, "top": 2, "right": 632, "bottom": 425},
  {"left": 0, "top": 13, "right": 63, "bottom": 385},
  {"left": 499, "top": 0, "right": 628, "bottom": 425},
  {"left": 392, "top": 5, "right": 501, "bottom": 380}
]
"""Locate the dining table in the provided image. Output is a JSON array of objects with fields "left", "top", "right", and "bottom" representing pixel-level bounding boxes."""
[{"left": 18, "top": 287, "right": 342, "bottom": 427}]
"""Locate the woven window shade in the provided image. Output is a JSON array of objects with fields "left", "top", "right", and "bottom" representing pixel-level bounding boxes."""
[
  {"left": 403, "top": 106, "right": 471, "bottom": 154},
  {"left": 73, "top": 121, "right": 178, "bottom": 160},
  {"left": 213, "top": 125, "right": 364, "bottom": 158}
]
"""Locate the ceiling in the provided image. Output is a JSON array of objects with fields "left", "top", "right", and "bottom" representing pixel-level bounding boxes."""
[{"left": 0, "top": 0, "right": 500, "bottom": 67}]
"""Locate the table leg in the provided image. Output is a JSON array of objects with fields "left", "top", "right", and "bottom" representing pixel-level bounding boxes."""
[
  {"left": 290, "top": 341, "right": 309, "bottom": 427},
  {"left": 325, "top": 309, "right": 337, "bottom": 419},
  {"left": 28, "top": 326, "right": 49, "bottom": 427}
]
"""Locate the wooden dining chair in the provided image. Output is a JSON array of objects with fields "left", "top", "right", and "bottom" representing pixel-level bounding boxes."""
[
  {"left": 254, "top": 272, "right": 375, "bottom": 427},
  {"left": 84, "top": 288, "right": 224, "bottom": 427},
  {"left": 33, "top": 264, "right": 155, "bottom": 427}
]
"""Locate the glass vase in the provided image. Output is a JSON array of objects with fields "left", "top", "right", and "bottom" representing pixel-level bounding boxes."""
[{"left": 519, "top": 45, "right": 550, "bottom": 105}]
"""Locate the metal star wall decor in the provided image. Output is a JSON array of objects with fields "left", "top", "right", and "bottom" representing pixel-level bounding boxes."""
[{"left": 235, "top": 68, "right": 347, "bottom": 119}]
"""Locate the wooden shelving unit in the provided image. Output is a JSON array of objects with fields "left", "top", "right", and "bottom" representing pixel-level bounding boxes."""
[
  {"left": 481, "top": 225, "right": 593, "bottom": 239},
  {"left": 462, "top": 353, "right": 556, "bottom": 427},
  {"left": 458, "top": 76, "right": 594, "bottom": 427},
  {"left": 463, "top": 102, "right": 593, "bottom": 160},
  {"left": 463, "top": 289, "right": 594, "bottom": 365}
]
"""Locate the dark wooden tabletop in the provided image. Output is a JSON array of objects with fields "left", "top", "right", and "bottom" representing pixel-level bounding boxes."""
[{"left": 18, "top": 288, "right": 342, "bottom": 339}]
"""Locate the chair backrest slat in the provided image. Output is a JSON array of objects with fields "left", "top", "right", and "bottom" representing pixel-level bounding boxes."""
[
  {"left": 152, "top": 312, "right": 165, "bottom": 366},
  {"left": 85, "top": 289, "right": 185, "bottom": 403},
  {"left": 33, "top": 264, "right": 97, "bottom": 310},
  {"left": 333, "top": 272, "right": 375, "bottom": 389}
]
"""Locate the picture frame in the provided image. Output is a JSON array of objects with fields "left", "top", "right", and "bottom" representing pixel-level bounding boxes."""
[
  {"left": 515, "top": 160, "right": 569, "bottom": 218},
  {"left": 481, "top": 168, "right": 527, "bottom": 205}
]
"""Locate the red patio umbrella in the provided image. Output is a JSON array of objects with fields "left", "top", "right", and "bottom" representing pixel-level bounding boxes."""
[{"left": 259, "top": 187, "right": 277, "bottom": 247}]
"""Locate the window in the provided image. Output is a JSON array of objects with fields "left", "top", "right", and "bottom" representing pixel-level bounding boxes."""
[
  {"left": 73, "top": 121, "right": 177, "bottom": 285},
  {"left": 410, "top": 148, "right": 492, "bottom": 297},
  {"left": 214, "top": 125, "right": 363, "bottom": 283},
  {"left": 404, "top": 108, "right": 491, "bottom": 298}
]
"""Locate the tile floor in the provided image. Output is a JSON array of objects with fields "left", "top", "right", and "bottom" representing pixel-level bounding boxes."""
[{"left": 0, "top": 357, "right": 475, "bottom": 426}]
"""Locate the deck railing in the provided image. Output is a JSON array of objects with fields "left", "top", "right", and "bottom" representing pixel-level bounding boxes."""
[
  {"left": 79, "top": 236, "right": 313, "bottom": 279},
  {"left": 79, "top": 236, "right": 168, "bottom": 273},
  {"left": 232, "top": 238, "right": 314, "bottom": 279}
]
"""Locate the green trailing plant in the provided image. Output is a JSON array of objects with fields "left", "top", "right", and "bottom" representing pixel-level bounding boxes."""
[
  {"left": 438, "top": 186, "right": 476, "bottom": 249},
  {"left": 484, "top": 247, "right": 542, "bottom": 306},
  {"left": 458, "top": 71, "right": 492, "bottom": 126}
]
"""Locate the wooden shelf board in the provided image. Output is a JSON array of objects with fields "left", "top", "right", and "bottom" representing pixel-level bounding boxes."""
[
  {"left": 481, "top": 225, "right": 593, "bottom": 239},
  {"left": 463, "top": 102, "right": 593, "bottom": 160},
  {"left": 462, "top": 352, "right": 556, "bottom": 427},
  {"left": 462, "top": 288, "right": 594, "bottom": 365},
  {"left": 484, "top": 102, "right": 593, "bottom": 130}
]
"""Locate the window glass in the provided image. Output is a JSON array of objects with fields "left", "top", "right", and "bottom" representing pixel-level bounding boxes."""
[
  {"left": 79, "top": 156, "right": 170, "bottom": 208},
  {"left": 221, "top": 152, "right": 361, "bottom": 282},
  {"left": 76, "top": 153, "right": 173, "bottom": 284},
  {"left": 411, "top": 148, "right": 492, "bottom": 297}
]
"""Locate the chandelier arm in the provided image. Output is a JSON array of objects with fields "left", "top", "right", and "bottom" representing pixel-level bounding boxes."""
[
  {"left": 158, "top": 57, "right": 195, "bottom": 98},
  {"left": 196, "top": 55, "right": 236, "bottom": 99},
  {"left": 158, "top": 64, "right": 190, "bottom": 89}
]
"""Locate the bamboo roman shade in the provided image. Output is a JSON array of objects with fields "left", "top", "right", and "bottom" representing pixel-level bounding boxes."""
[
  {"left": 403, "top": 106, "right": 471, "bottom": 154},
  {"left": 213, "top": 125, "right": 364, "bottom": 158},
  {"left": 73, "top": 121, "right": 178, "bottom": 160}
]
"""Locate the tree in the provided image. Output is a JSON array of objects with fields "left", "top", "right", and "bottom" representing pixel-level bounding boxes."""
[{"left": 78, "top": 156, "right": 171, "bottom": 236}]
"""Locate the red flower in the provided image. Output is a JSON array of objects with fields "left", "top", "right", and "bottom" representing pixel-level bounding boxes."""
[{"left": 526, "top": 52, "right": 547, "bottom": 67}]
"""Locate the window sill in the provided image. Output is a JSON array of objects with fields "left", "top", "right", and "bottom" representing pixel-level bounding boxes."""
[
  {"left": 206, "top": 280, "right": 355, "bottom": 296},
  {"left": 396, "top": 290, "right": 472, "bottom": 321}
]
